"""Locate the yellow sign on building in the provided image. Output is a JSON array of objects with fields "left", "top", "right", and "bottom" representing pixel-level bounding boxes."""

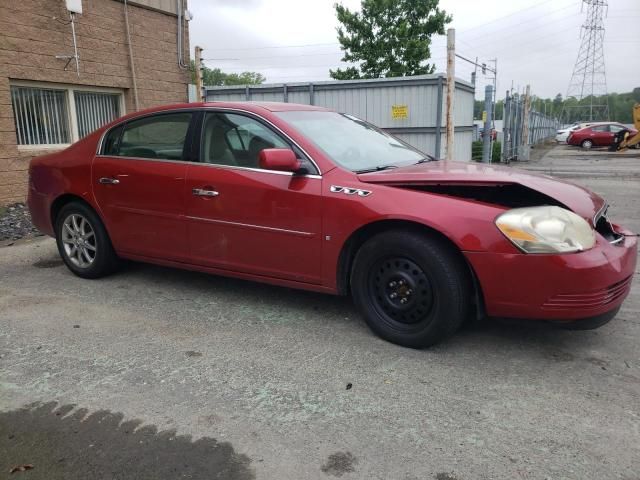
[{"left": 392, "top": 104, "right": 409, "bottom": 120}]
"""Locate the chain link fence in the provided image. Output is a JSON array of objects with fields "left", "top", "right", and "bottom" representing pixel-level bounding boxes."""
[{"left": 502, "top": 91, "right": 560, "bottom": 163}]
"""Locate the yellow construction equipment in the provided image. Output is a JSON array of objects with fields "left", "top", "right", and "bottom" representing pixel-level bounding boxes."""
[{"left": 614, "top": 103, "right": 640, "bottom": 151}]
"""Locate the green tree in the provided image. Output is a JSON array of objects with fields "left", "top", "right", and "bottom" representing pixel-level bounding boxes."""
[
  {"left": 190, "top": 60, "right": 265, "bottom": 86},
  {"left": 330, "top": 0, "right": 452, "bottom": 80}
]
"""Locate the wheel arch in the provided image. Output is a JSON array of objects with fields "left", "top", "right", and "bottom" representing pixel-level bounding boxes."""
[
  {"left": 336, "top": 219, "right": 486, "bottom": 318},
  {"left": 50, "top": 194, "right": 99, "bottom": 227}
]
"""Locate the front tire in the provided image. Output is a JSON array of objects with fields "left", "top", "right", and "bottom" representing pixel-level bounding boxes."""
[
  {"left": 581, "top": 139, "right": 593, "bottom": 149},
  {"left": 55, "top": 202, "right": 119, "bottom": 279},
  {"left": 350, "top": 230, "right": 471, "bottom": 348}
]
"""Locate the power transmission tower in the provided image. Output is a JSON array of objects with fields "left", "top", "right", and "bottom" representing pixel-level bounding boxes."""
[{"left": 563, "top": 0, "right": 609, "bottom": 122}]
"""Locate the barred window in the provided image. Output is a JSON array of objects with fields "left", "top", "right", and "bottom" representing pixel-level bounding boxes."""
[
  {"left": 11, "top": 86, "right": 71, "bottom": 145},
  {"left": 74, "top": 91, "right": 121, "bottom": 139},
  {"left": 10, "top": 82, "right": 124, "bottom": 147}
]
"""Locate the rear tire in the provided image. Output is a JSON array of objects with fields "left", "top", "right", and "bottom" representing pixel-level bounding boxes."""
[
  {"left": 350, "top": 230, "right": 471, "bottom": 348},
  {"left": 581, "top": 139, "right": 593, "bottom": 149},
  {"left": 55, "top": 202, "right": 120, "bottom": 279}
]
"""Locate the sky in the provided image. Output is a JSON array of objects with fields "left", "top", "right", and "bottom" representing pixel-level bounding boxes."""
[{"left": 187, "top": 0, "right": 639, "bottom": 100}]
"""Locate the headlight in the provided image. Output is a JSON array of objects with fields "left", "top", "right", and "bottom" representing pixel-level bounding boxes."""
[{"left": 495, "top": 206, "right": 595, "bottom": 253}]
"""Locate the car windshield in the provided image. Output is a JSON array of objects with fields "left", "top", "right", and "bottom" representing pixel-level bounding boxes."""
[{"left": 275, "top": 110, "right": 430, "bottom": 172}]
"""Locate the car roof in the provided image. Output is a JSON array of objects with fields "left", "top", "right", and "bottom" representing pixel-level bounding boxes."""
[
  {"left": 99, "top": 101, "right": 333, "bottom": 132},
  {"left": 137, "top": 101, "right": 330, "bottom": 115}
]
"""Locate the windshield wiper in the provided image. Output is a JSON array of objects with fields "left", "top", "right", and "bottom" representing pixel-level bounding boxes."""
[
  {"left": 355, "top": 165, "right": 399, "bottom": 173},
  {"left": 413, "top": 156, "right": 436, "bottom": 164}
]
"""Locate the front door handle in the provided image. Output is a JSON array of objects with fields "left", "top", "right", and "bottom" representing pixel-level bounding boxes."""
[
  {"left": 192, "top": 188, "right": 219, "bottom": 197},
  {"left": 99, "top": 177, "right": 120, "bottom": 185}
]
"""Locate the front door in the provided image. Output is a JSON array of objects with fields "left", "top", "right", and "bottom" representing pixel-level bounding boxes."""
[
  {"left": 185, "top": 111, "right": 323, "bottom": 284},
  {"left": 92, "top": 111, "right": 194, "bottom": 261}
]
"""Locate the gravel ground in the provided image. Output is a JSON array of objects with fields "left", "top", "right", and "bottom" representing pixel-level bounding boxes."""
[{"left": 0, "top": 203, "right": 42, "bottom": 242}]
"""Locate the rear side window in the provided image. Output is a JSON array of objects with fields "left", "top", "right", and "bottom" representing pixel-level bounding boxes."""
[{"left": 106, "top": 113, "right": 192, "bottom": 160}]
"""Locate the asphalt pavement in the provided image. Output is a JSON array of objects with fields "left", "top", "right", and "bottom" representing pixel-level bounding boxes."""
[{"left": 1, "top": 145, "right": 639, "bottom": 479}]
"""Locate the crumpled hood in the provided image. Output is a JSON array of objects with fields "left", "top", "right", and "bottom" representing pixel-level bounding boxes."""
[{"left": 357, "top": 161, "right": 605, "bottom": 223}]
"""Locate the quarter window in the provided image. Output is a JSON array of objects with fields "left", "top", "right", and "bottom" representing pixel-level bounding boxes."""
[{"left": 114, "top": 113, "right": 192, "bottom": 160}]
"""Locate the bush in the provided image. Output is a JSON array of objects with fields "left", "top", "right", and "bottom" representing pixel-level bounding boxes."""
[{"left": 471, "top": 140, "right": 501, "bottom": 163}]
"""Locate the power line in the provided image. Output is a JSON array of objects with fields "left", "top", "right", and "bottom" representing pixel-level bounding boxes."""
[
  {"left": 204, "top": 42, "right": 339, "bottom": 52},
  {"left": 459, "top": 1, "right": 581, "bottom": 43}
]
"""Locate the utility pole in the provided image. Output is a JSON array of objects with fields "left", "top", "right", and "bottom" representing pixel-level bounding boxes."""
[
  {"left": 502, "top": 90, "right": 511, "bottom": 163},
  {"left": 445, "top": 28, "right": 455, "bottom": 161},
  {"left": 563, "top": 0, "right": 609, "bottom": 121},
  {"left": 482, "top": 85, "right": 493, "bottom": 163},
  {"left": 490, "top": 58, "right": 497, "bottom": 132},
  {"left": 194, "top": 45, "right": 204, "bottom": 102}
]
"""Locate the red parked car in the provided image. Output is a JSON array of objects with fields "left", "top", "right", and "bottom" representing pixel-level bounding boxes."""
[
  {"left": 27, "top": 102, "right": 637, "bottom": 348},
  {"left": 567, "top": 122, "right": 639, "bottom": 149}
]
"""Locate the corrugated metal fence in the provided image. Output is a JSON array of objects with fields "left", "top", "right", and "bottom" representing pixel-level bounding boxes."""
[{"left": 203, "top": 74, "right": 475, "bottom": 161}]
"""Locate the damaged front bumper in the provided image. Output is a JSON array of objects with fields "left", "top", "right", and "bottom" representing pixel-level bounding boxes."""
[{"left": 465, "top": 225, "right": 637, "bottom": 325}]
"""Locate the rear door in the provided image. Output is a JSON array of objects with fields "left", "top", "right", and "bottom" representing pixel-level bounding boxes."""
[{"left": 92, "top": 111, "right": 195, "bottom": 261}]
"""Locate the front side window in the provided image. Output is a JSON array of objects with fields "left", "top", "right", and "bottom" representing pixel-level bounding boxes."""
[
  {"left": 275, "top": 110, "right": 429, "bottom": 172},
  {"left": 10, "top": 86, "right": 71, "bottom": 145},
  {"left": 113, "top": 113, "right": 192, "bottom": 160},
  {"left": 201, "top": 112, "right": 316, "bottom": 173},
  {"left": 591, "top": 125, "right": 608, "bottom": 132}
]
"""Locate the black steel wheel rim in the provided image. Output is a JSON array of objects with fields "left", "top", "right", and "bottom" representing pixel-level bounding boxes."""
[{"left": 368, "top": 256, "right": 435, "bottom": 329}]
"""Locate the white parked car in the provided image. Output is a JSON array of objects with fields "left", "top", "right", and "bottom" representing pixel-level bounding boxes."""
[{"left": 556, "top": 122, "right": 595, "bottom": 143}]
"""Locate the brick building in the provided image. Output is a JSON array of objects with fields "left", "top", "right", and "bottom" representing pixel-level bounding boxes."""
[{"left": 0, "top": 0, "right": 191, "bottom": 205}]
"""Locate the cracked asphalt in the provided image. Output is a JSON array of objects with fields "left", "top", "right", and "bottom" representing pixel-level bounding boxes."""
[{"left": 1, "top": 146, "right": 639, "bottom": 479}]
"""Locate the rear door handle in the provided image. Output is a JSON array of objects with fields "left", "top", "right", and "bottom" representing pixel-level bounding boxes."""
[
  {"left": 192, "top": 188, "right": 219, "bottom": 197},
  {"left": 99, "top": 177, "right": 120, "bottom": 185}
]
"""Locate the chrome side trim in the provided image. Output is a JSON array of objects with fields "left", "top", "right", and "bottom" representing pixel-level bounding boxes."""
[
  {"left": 330, "top": 185, "right": 372, "bottom": 197},
  {"left": 187, "top": 161, "right": 322, "bottom": 179},
  {"left": 114, "top": 205, "right": 183, "bottom": 220},
  {"left": 96, "top": 106, "right": 323, "bottom": 177},
  {"left": 610, "top": 235, "right": 625, "bottom": 245},
  {"left": 93, "top": 154, "right": 322, "bottom": 179},
  {"left": 593, "top": 202, "right": 608, "bottom": 226},
  {"left": 185, "top": 216, "right": 316, "bottom": 238}
]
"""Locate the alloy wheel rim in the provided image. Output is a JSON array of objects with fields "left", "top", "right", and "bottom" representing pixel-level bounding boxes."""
[
  {"left": 61, "top": 213, "right": 97, "bottom": 268},
  {"left": 369, "top": 257, "right": 434, "bottom": 327}
]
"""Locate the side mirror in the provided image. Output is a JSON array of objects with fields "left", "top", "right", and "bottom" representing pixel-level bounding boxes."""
[{"left": 258, "top": 148, "right": 301, "bottom": 173}]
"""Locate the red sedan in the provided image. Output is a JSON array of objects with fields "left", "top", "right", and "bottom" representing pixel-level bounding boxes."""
[
  {"left": 28, "top": 102, "right": 637, "bottom": 348},
  {"left": 567, "top": 122, "right": 639, "bottom": 149}
]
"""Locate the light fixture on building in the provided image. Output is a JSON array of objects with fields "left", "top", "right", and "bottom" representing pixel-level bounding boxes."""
[{"left": 55, "top": 0, "right": 82, "bottom": 76}]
